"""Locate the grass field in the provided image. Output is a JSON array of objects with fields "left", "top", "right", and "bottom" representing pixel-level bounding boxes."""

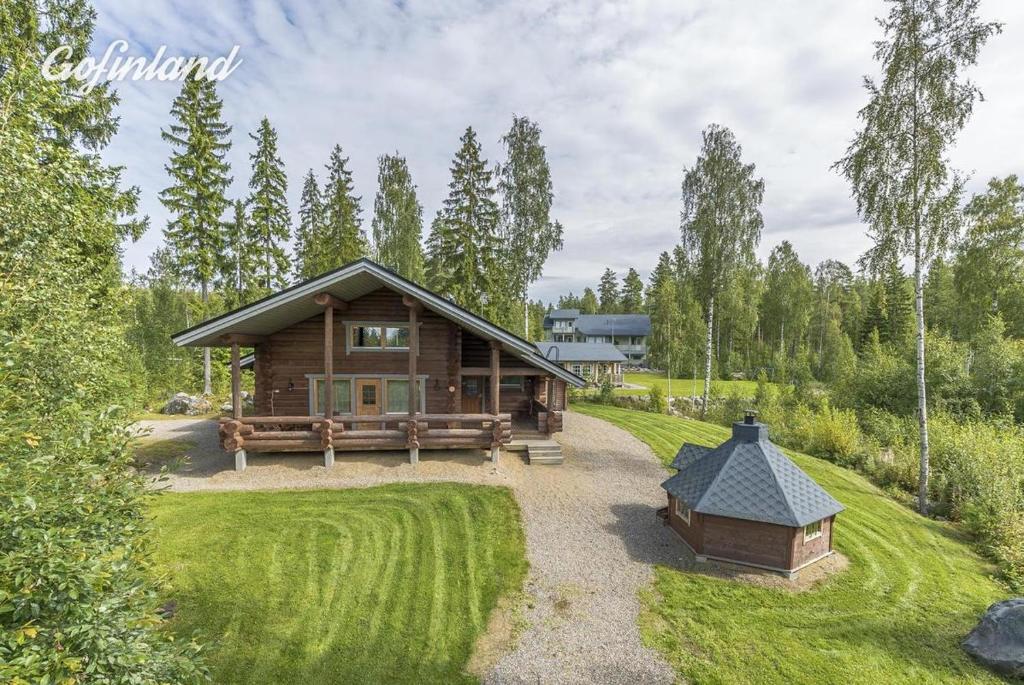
[
  {"left": 587, "top": 372, "right": 763, "bottom": 398},
  {"left": 150, "top": 484, "right": 527, "bottom": 684},
  {"left": 133, "top": 436, "right": 196, "bottom": 469},
  {"left": 572, "top": 403, "right": 1006, "bottom": 684}
]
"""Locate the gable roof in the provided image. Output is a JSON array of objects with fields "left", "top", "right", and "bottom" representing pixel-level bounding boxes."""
[
  {"left": 547, "top": 308, "right": 580, "bottom": 320},
  {"left": 172, "top": 258, "right": 585, "bottom": 387},
  {"left": 575, "top": 314, "right": 650, "bottom": 337},
  {"left": 537, "top": 342, "right": 627, "bottom": 362},
  {"left": 661, "top": 421, "right": 844, "bottom": 528}
]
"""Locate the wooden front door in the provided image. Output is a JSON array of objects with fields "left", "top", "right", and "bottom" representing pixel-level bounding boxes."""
[
  {"left": 461, "top": 377, "right": 483, "bottom": 413},
  {"left": 355, "top": 379, "right": 382, "bottom": 416}
]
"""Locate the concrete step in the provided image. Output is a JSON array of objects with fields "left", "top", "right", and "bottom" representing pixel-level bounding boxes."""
[{"left": 527, "top": 442, "right": 563, "bottom": 465}]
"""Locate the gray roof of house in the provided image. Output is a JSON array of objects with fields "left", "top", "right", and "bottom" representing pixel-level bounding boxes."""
[
  {"left": 548, "top": 308, "right": 580, "bottom": 320},
  {"left": 537, "top": 342, "right": 627, "bottom": 363},
  {"left": 661, "top": 421, "right": 844, "bottom": 528},
  {"left": 575, "top": 314, "right": 651, "bottom": 337}
]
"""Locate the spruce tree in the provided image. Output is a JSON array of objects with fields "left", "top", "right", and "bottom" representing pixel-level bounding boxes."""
[
  {"left": 621, "top": 267, "right": 644, "bottom": 312},
  {"left": 598, "top": 268, "right": 620, "bottom": 313},
  {"left": 160, "top": 70, "right": 232, "bottom": 396},
  {"left": 496, "top": 116, "right": 564, "bottom": 335},
  {"left": 221, "top": 199, "right": 259, "bottom": 308},
  {"left": 323, "top": 144, "right": 367, "bottom": 268},
  {"left": 247, "top": 117, "right": 291, "bottom": 293},
  {"left": 580, "top": 287, "right": 599, "bottom": 315},
  {"left": 372, "top": 153, "right": 424, "bottom": 281},
  {"left": 426, "top": 127, "right": 501, "bottom": 317},
  {"left": 293, "top": 169, "right": 325, "bottom": 281}
]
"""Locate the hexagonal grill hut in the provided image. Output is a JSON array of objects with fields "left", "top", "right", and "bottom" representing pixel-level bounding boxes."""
[{"left": 661, "top": 413, "right": 844, "bottom": 577}]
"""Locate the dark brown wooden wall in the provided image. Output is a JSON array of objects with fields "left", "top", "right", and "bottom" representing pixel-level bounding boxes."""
[
  {"left": 254, "top": 288, "right": 457, "bottom": 416},
  {"left": 790, "top": 516, "right": 834, "bottom": 569},
  {"left": 667, "top": 495, "right": 704, "bottom": 553},
  {"left": 701, "top": 514, "right": 794, "bottom": 570}
]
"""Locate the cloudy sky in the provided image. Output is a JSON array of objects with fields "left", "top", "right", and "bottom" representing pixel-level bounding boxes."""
[{"left": 93, "top": 0, "right": 1024, "bottom": 302}]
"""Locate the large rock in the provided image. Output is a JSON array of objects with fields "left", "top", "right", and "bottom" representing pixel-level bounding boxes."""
[
  {"left": 162, "top": 393, "right": 213, "bottom": 416},
  {"left": 962, "top": 598, "right": 1024, "bottom": 678}
]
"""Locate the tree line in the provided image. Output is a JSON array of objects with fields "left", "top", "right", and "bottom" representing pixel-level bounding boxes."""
[{"left": 134, "top": 72, "right": 564, "bottom": 398}]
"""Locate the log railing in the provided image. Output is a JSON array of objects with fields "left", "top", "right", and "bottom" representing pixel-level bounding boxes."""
[
  {"left": 218, "top": 413, "right": 512, "bottom": 454},
  {"left": 531, "top": 400, "right": 563, "bottom": 435}
]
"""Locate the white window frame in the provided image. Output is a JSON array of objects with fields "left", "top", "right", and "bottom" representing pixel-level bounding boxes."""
[
  {"left": 306, "top": 373, "right": 428, "bottom": 416},
  {"left": 803, "top": 519, "right": 823, "bottom": 542},
  {"left": 500, "top": 375, "right": 524, "bottom": 390},
  {"left": 345, "top": 321, "right": 421, "bottom": 353},
  {"left": 674, "top": 498, "right": 691, "bottom": 525}
]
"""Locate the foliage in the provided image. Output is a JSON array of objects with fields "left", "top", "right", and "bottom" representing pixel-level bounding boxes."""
[
  {"left": 598, "top": 268, "right": 620, "bottom": 313},
  {"left": 246, "top": 117, "right": 291, "bottom": 292},
  {"left": 580, "top": 287, "right": 599, "bottom": 314},
  {"left": 220, "top": 200, "right": 260, "bottom": 308},
  {"left": 0, "top": 2, "right": 207, "bottom": 678},
  {"left": 426, "top": 127, "right": 501, "bottom": 319},
  {"left": 496, "top": 116, "right": 564, "bottom": 335},
  {"left": 292, "top": 169, "right": 326, "bottom": 281},
  {"left": 621, "top": 268, "right": 644, "bottom": 312},
  {"left": 648, "top": 385, "right": 667, "bottom": 414},
  {"left": 679, "top": 124, "right": 764, "bottom": 413},
  {"left": 151, "top": 485, "right": 527, "bottom": 684},
  {"left": 371, "top": 153, "right": 424, "bottom": 282},
  {"left": 597, "top": 378, "right": 616, "bottom": 404},
  {"left": 573, "top": 403, "right": 1006, "bottom": 684},
  {"left": 322, "top": 144, "right": 368, "bottom": 267}
]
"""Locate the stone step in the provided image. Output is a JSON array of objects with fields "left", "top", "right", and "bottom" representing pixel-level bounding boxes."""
[{"left": 527, "top": 443, "right": 563, "bottom": 465}]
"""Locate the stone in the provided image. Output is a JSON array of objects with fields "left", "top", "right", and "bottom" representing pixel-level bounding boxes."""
[
  {"left": 962, "top": 597, "right": 1024, "bottom": 678},
  {"left": 220, "top": 402, "right": 233, "bottom": 413},
  {"left": 162, "top": 392, "right": 213, "bottom": 416}
]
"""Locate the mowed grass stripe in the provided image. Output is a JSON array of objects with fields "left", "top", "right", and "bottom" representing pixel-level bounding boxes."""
[
  {"left": 571, "top": 403, "right": 1006, "bottom": 684},
  {"left": 150, "top": 484, "right": 527, "bottom": 685}
]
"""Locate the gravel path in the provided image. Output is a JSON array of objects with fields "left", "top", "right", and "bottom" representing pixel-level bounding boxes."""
[{"left": 136, "top": 412, "right": 683, "bottom": 683}]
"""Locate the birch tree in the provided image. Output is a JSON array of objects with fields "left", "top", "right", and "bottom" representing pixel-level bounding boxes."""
[
  {"left": 371, "top": 153, "right": 424, "bottom": 281},
  {"left": 835, "top": 0, "right": 999, "bottom": 513},
  {"left": 679, "top": 124, "right": 764, "bottom": 417}
]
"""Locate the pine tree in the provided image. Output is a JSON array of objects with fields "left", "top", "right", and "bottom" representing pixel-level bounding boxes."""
[
  {"left": 598, "top": 268, "right": 620, "bottom": 313},
  {"left": 621, "top": 267, "right": 644, "bottom": 312},
  {"left": 160, "top": 70, "right": 232, "bottom": 395},
  {"left": 322, "top": 145, "right": 367, "bottom": 270},
  {"left": 293, "top": 169, "right": 325, "bottom": 281},
  {"left": 496, "top": 116, "right": 564, "bottom": 335},
  {"left": 247, "top": 117, "right": 291, "bottom": 293},
  {"left": 372, "top": 153, "right": 424, "bottom": 281},
  {"left": 426, "top": 127, "right": 501, "bottom": 317}
]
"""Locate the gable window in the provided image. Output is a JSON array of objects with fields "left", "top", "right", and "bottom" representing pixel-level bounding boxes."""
[
  {"left": 311, "top": 378, "right": 352, "bottom": 416},
  {"left": 674, "top": 498, "right": 691, "bottom": 525},
  {"left": 803, "top": 519, "right": 823, "bottom": 542},
  {"left": 348, "top": 323, "right": 412, "bottom": 351}
]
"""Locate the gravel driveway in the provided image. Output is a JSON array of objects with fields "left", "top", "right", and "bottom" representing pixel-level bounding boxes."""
[{"left": 136, "top": 411, "right": 683, "bottom": 684}]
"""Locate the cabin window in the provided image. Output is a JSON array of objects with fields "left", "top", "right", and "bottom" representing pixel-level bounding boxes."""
[
  {"left": 500, "top": 376, "right": 524, "bottom": 390},
  {"left": 312, "top": 379, "right": 352, "bottom": 416},
  {"left": 385, "top": 379, "right": 425, "bottom": 414},
  {"left": 348, "top": 323, "right": 412, "bottom": 351},
  {"left": 571, "top": 363, "right": 583, "bottom": 375},
  {"left": 674, "top": 499, "right": 691, "bottom": 525},
  {"left": 803, "top": 519, "right": 823, "bottom": 542}
]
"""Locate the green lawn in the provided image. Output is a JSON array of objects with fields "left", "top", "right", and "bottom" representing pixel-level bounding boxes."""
[
  {"left": 613, "top": 372, "right": 762, "bottom": 397},
  {"left": 150, "top": 484, "right": 527, "bottom": 684},
  {"left": 572, "top": 403, "right": 1007, "bottom": 684}
]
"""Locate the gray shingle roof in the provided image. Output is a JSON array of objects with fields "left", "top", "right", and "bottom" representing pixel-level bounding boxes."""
[
  {"left": 548, "top": 308, "right": 580, "bottom": 320},
  {"left": 575, "top": 314, "right": 651, "bottom": 337},
  {"left": 661, "top": 421, "right": 844, "bottom": 528},
  {"left": 537, "top": 342, "right": 627, "bottom": 362}
]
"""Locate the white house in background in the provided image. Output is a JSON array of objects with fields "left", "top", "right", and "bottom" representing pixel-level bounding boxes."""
[
  {"left": 542, "top": 309, "right": 650, "bottom": 366},
  {"left": 537, "top": 341, "right": 627, "bottom": 386}
]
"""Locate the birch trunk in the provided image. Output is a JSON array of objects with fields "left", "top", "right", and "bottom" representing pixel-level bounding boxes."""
[
  {"left": 915, "top": 236, "right": 930, "bottom": 515},
  {"left": 702, "top": 295, "right": 714, "bottom": 419}
]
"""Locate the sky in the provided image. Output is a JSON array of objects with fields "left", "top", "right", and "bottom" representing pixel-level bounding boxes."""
[{"left": 92, "top": 0, "right": 1024, "bottom": 303}]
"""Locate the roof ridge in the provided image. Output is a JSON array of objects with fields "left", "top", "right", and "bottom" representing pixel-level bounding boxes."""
[{"left": 759, "top": 440, "right": 801, "bottom": 527}]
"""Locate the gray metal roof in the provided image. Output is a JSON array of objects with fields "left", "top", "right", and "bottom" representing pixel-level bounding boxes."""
[
  {"left": 661, "top": 421, "right": 844, "bottom": 527},
  {"left": 575, "top": 314, "right": 651, "bottom": 337},
  {"left": 172, "top": 258, "right": 586, "bottom": 388},
  {"left": 547, "top": 308, "right": 580, "bottom": 320},
  {"left": 537, "top": 342, "right": 627, "bottom": 362}
]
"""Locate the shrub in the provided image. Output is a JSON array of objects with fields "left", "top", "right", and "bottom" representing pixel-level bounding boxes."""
[
  {"left": 648, "top": 385, "right": 667, "bottom": 414},
  {"left": 597, "top": 378, "right": 615, "bottom": 404}
]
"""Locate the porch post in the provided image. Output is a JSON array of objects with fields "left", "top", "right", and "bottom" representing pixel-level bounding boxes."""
[
  {"left": 324, "top": 304, "right": 334, "bottom": 419},
  {"left": 230, "top": 342, "right": 242, "bottom": 419},
  {"left": 408, "top": 301, "right": 420, "bottom": 465},
  {"left": 489, "top": 341, "right": 501, "bottom": 463}
]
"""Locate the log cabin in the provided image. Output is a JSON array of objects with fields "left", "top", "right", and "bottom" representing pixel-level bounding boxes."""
[{"left": 171, "top": 258, "right": 585, "bottom": 470}]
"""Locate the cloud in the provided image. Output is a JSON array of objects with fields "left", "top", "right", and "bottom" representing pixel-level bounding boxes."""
[{"left": 92, "top": 0, "right": 1024, "bottom": 301}]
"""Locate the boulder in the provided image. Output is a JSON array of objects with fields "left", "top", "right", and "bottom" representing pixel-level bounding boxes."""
[
  {"left": 162, "top": 393, "right": 213, "bottom": 416},
  {"left": 962, "top": 598, "right": 1024, "bottom": 678},
  {"left": 219, "top": 402, "right": 233, "bottom": 413}
]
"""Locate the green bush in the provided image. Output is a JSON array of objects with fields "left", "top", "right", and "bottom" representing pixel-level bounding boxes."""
[
  {"left": 648, "top": 385, "right": 667, "bottom": 414},
  {"left": 597, "top": 377, "right": 615, "bottom": 404}
]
